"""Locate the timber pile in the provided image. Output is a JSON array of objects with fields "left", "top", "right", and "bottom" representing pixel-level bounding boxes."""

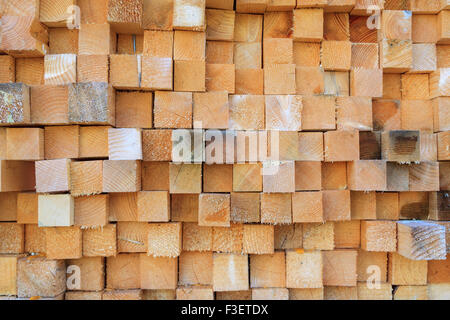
[{"left": 0, "top": 0, "right": 449, "bottom": 301}]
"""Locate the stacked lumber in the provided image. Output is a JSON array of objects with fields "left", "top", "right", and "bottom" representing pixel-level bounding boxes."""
[{"left": 0, "top": 0, "right": 449, "bottom": 301}]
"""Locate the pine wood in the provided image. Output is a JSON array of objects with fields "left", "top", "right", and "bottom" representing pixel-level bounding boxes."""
[
  {"left": 236, "top": 0, "right": 267, "bottom": 13},
  {"left": 286, "top": 250, "right": 323, "bottom": 288},
  {"left": 24, "top": 224, "right": 46, "bottom": 254},
  {"left": 230, "top": 193, "right": 260, "bottom": 223},
  {"left": 213, "top": 253, "right": 249, "bottom": 291},
  {"left": 78, "top": 24, "right": 115, "bottom": 55},
  {"left": 243, "top": 224, "right": 274, "bottom": 254},
  {"left": 16, "top": 258, "right": 65, "bottom": 298},
  {"left": 205, "top": 63, "right": 235, "bottom": 93},
  {"left": 0, "top": 56, "right": 15, "bottom": 83},
  {"left": 264, "top": 11, "right": 293, "bottom": 39},
  {"left": 193, "top": 92, "right": 229, "bottom": 128},
  {"left": 103, "top": 160, "right": 141, "bottom": 193},
  {"left": 274, "top": 224, "right": 302, "bottom": 250},
  {"left": 141, "top": 56, "right": 173, "bottom": 90},
  {"left": 199, "top": 193, "right": 231, "bottom": 227},
  {"left": 79, "top": 126, "right": 109, "bottom": 159},
  {"left": 68, "top": 82, "right": 115, "bottom": 125},
  {"left": 35, "top": 159, "right": 71, "bottom": 193},
  {"left": 44, "top": 125, "right": 79, "bottom": 159},
  {"left": 322, "top": 40, "right": 352, "bottom": 71},
  {"left": 382, "top": 130, "right": 421, "bottom": 162},
  {"left": 44, "top": 54, "right": 77, "bottom": 85},
  {"left": 263, "top": 161, "right": 295, "bottom": 193},
  {"left": 0, "top": 223, "right": 24, "bottom": 254},
  {"left": 399, "top": 191, "right": 429, "bottom": 219},
  {"left": 82, "top": 224, "right": 117, "bottom": 257},
  {"left": 334, "top": 220, "right": 360, "bottom": 248},
  {"left": 264, "top": 64, "right": 296, "bottom": 94},
  {"left": 137, "top": 191, "right": 170, "bottom": 222},
  {"left": 351, "top": 43, "right": 379, "bottom": 68},
  {"left": 389, "top": 252, "right": 427, "bottom": 285},
  {"left": 74, "top": 194, "right": 109, "bottom": 228},
  {"left": 0, "top": 16, "right": 49, "bottom": 57},
  {"left": 261, "top": 193, "right": 292, "bottom": 224},
  {"left": 412, "top": 14, "right": 438, "bottom": 43},
  {"left": 376, "top": 192, "right": 400, "bottom": 220},
  {"left": 323, "top": 190, "right": 351, "bottom": 221},
  {"left": 350, "top": 68, "right": 383, "bottom": 97},
  {"left": 347, "top": 160, "right": 387, "bottom": 191},
  {"left": 380, "top": 39, "right": 413, "bottom": 72},
  {"left": 38, "top": 194, "right": 74, "bottom": 227},
  {"left": 302, "top": 96, "right": 336, "bottom": 130},
  {"left": 169, "top": 163, "right": 202, "bottom": 194},
  {"left": 106, "top": 253, "right": 140, "bottom": 289},
  {"left": 0, "top": 256, "right": 18, "bottom": 295},
  {"left": 234, "top": 42, "right": 262, "bottom": 69},
  {"left": 6, "top": 128, "right": 43, "bottom": 160},
  {"left": 212, "top": 223, "right": 243, "bottom": 253},
  {"left": 295, "top": 161, "right": 322, "bottom": 190},
  {"left": 322, "top": 162, "right": 347, "bottom": 191},
  {"left": 293, "top": 9, "right": 323, "bottom": 42},
  {"left": 109, "top": 54, "right": 139, "bottom": 89},
  {"left": 322, "top": 250, "right": 357, "bottom": 286},
  {"left": 235, "top": 69, "right": 264, "bottom": 95},
  {"left": 45, "top": 226, "right": 82, "bottom": 259},
  {"left": 206, "top": 9, "right": 235, "bottom": 41},
  {"left": 147, "top": 222, "right": 182, "bottom": 257},
  {"left": 303, "top": 222, "right": 334, "bottom": 250},
  {"left": 70, "top": 160, "right": 103, "bottom": 196},
  {"left": 48, "top": 28, "right": 78, "bottom": 54},
  {"left": 143, "top": 31, "right": 173, "bottom": 58},
  {"left": 31, "top": 85, "right": 69, "bottom": 124},
  {"left": 16, "top": 193, "right": 37, "bottom": 224},
  {"left": 250, "top": 252, "right": 286, "bottom": 288},
  {"left": 265, "top": 95, "right": 302, "bottom": 131},
  {"left": 357, "top": 282, "right": 392, "bottom": 300},
  {"left": 0, "top": 161, "right": 35, "bottom": 192},
  {"left": 142, "top": 162, "right": 170, "bottom": 191},
  {"left": 0, "top": 83, "right": 30, "bottom": 125},
  {"left": 361, "top": 221, "right": 397, "bottom": 252},
  {"left": 397, "top": 221, "right": 446, "bottom": 260},
  {"left": 107, "top": 0, "right": 143, "bottom": 34},
  {"left": 66, "top": 257, "right": 104, "bottom": 291},
  {"left": 103, "top": 289, "right": 143, "bottom": 300},
  {"left": 411, "top": 43, "right": 437, "bottom": 73},
  {"left": 351, "top": 191, "right": 376, "bottom": 219},
  {"left": 173, "top": 0, "right": 206, "bottom": 31},
  {"left": 117, "top": 34, "right": 143, "bottom": 54},
  {"left": 117, "top": 222, "right": 148, "bottom": 253},
  {"left": 142, "top": 0, "right": 173, "bottom": 30},
  {"left": 15, "top": 57, "right": 44, "bottom": 85},
  {"left": 174, "top": 60, "right": 205, "bottom": 92},
  {"left": 179, "top": 251, "right": 213, "bottom": 286}
]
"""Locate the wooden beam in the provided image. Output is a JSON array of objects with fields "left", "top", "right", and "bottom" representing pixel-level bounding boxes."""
[
  {"left": 397, "top": 221, "right": 446, "bottom": 260},
  {"left": 142, "top": 0, "right": 173, "bottom": 30},
  {"left": 45, "top": 226, "right": 82, "bottom": 259},
  {"left": 0, "top": 16, "right": 48, "bottom": 57},
  {"left": 68, "top": 82, "right": 115, "bottom": 125},
  {"left": 0, "top": 83, "right": 30, "bottom": 125},
  {"left": 173, "top": 0, "right": 206, "bottom": 31},
  {"left": 70, "top": 160, "right": 103, "bottom": 196},
  {"left": 39, "top": 0, "right": 76, "bottom": 27},
  {"left": 107, "top": 0, "right": 143, "bottom": 34},
  {"left": 35, "top": 159, "right": 71, "bottom": 193},
  {"left": 31, "top": 85, "right": 69, "bottom": 125},
  {"left": 16, "top": 257, "right": 65, "bottom": 298},
  {"left": 103, "top": 160, "right": 141, "bottom": 193}
]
